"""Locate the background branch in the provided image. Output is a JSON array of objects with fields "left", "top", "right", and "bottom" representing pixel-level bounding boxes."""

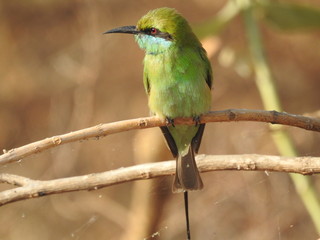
[
  {"left": 1, "top": 109, "right": 319, "bottom": 166},
  {"left": 244, "top": 2, "right": 320, "bottom": 234},
  {"left": 1, "top": 154, "right": 320, "bottom": 206}
]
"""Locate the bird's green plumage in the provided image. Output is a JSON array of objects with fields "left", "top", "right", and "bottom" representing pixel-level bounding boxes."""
[
  {"left": 142, "top": 47, "right": 211, "bottom": 118},
  {"left": 105, "top": 7, "right": 212, "bottom": 192},
  {"left": 135, "top": 8, "right": 212, "bottom": 118},
  {"left": 136, "top": 8, "right": 200, "bottom": 47},
  {"left": 137, "top": 8, "right": 212, "bottom": 192}
]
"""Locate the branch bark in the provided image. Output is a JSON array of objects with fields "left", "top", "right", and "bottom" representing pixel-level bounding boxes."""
[
  {"left": 1, "top": 154, "right": 320, "bottom": 206},
  {"left": 1, "top": 109, "right": 319, "bottom": 166}
]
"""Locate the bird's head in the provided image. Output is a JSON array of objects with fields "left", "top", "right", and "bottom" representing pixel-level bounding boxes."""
[{"left": 104, "top": 8, "right": 199, "bottom": 55}]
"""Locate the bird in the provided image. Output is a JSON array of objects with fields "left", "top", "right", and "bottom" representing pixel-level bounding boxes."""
[{"left": 104, "top": 7, "right": 212, "bottom": 193}]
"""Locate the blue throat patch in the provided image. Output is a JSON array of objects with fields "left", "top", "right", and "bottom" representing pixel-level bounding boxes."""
[{"left": 135, "top": 34, "right": 173, "bottom": 55}]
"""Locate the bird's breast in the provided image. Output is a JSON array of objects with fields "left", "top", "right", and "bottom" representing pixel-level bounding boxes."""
[
  {"left": 144, "top": 49, "right": 211, "bottom": 118},
  {"left": 147, "top": 74, "right": 211, "bottom": 118}
]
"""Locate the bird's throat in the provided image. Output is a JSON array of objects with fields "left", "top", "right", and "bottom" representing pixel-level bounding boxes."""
[{"left": 135, "top": 34, "right": 173, "bottom": 55}]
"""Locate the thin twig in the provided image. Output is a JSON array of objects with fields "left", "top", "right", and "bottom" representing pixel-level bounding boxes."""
[
  {"left": 1, "top": 154, "right": 320, "bottom": 206},
  {"left": 1, "top": 109, "right": 319, "bottom": 166}
]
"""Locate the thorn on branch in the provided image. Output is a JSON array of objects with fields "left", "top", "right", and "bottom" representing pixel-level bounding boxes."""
[
  {"left": 137, "top": 119, "right": 147, "bottom": 128},
  {"left": 228, "top": 110, "right": 236, "bottom": 120},
  {"left": 51, "top": 137, "right": 62, "bottom": 145}
]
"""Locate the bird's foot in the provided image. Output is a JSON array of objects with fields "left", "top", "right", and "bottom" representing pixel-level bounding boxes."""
[
  {"left": 193, "top": 116, "right": 201, "bottom": 127},
  {"left": 165, "top": 117, "right": 175, "bottom": 127}
]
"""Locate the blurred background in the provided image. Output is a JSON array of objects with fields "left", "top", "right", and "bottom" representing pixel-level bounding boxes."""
[{"left": 0, "top": 0, "right": 320, "bottom": 239}]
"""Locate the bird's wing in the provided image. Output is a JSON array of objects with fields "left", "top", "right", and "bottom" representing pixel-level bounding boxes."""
[
  {"left": 206, "top": 67, "right": 213, "bottom": 89},
  {"left": 160, "top": 126, "right": 178, "bottom": 157},
  {"left": 191, "top": 124, "right": 206, "bottom": 154},
  {"left": 143, "top": 72, "right": 151, "bottom": 95},
  {"left": 199, "top": 46, "right": 213, "bottom": 89}
]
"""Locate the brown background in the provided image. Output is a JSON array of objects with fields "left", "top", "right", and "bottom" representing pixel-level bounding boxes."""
[{"left": 1, "top": 0, "right": 320, "bottom": 239}]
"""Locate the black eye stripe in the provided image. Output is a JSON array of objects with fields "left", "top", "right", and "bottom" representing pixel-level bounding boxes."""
[
  {"left": 143, "top": 28, "right": 159, "bottom": 35},
  {"left": 142, "top": 28, "right": 173, "bottom": 41}
]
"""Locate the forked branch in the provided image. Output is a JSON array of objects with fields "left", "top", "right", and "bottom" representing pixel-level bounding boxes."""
[{"left": 1, "top": 154, "right": 320, "bottom": 206}]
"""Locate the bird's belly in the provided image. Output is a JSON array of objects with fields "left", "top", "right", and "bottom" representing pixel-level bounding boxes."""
[{"left": 148, "top": 82, "right": 211, "bottom": 119}]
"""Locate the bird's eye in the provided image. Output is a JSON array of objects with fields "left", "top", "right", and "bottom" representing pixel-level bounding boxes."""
[{"left": 150, "top": 28, "right": 158, "bottom": 35}]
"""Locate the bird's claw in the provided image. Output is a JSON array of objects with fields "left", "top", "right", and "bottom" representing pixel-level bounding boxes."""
[
  {"left": 165, "top": 117, "right": 175, "bottom": 127},
  {"left": 193, "top": 116, "right": 201, "bottom": 127}
]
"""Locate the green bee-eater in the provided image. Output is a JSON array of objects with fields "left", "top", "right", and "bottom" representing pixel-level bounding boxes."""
[{"left": 104, "top": 8, "right": 212, "bottom": 192}]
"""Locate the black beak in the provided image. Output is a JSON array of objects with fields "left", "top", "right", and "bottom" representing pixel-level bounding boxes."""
[{"left": 103, "top": 25, "right": 139, "bottom": 35}]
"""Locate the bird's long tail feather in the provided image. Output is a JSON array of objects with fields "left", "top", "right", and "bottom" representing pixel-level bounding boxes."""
[{"left": 173, "top": 145, "right": 203, "bottom": 193}]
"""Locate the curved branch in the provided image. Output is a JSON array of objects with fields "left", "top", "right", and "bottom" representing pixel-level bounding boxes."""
[
  {"left": 1, "top": 154, "right": 320, "bottom": 206},
  {"left": 0, "top": 109, "right": 319, "bottom": 165}
]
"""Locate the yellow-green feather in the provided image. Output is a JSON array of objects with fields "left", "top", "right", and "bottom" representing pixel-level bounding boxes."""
[{"left": 137, "top": 7, "right": 212, "bottom": 191}]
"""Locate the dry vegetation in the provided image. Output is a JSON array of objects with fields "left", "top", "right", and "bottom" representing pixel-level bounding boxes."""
[{"left": 0, "top": 0, "right": 320, "bottom": 239}]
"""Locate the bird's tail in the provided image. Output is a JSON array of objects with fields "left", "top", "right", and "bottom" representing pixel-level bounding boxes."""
[{"left": 173, "top": 145, "right": 203, "bottom": 193}]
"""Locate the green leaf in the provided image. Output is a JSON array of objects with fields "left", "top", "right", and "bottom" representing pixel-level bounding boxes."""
[{"left": 259, "top": 1, "right": 320, "bottom": 31}]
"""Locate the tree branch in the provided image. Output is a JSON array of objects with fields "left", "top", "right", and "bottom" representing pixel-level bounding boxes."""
[
  {"left": 1, "top": 154, "right": 320, "bottom": 206},
  {"left": 1, "top": 109, "right": 319, "bottom": 166}
]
